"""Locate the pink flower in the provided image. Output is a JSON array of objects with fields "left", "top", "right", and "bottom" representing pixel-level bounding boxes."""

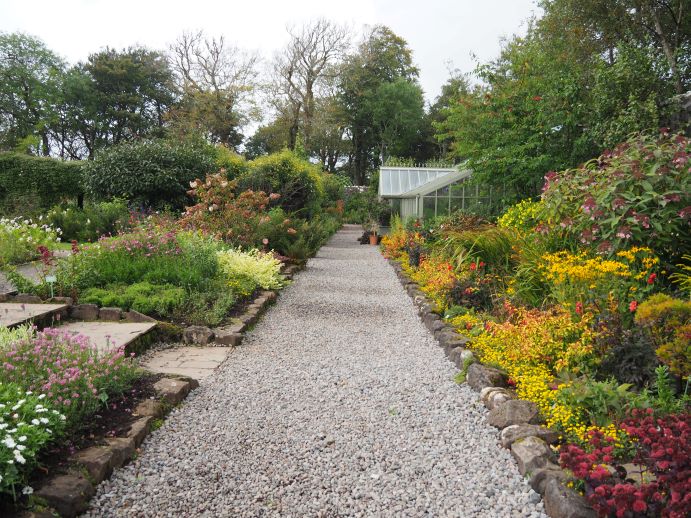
[{"left": 629, "top": 300, "right": 638, "bottom": 312}]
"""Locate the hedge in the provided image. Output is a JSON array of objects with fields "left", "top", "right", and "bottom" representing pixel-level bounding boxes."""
[{"left": 0, "top": 153, "right": 85, "bottom": 215}]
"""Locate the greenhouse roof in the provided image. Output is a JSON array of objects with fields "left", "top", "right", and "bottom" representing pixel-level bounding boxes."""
[{"left": 378, "top": 166, "right": 471, "bottom": 198}]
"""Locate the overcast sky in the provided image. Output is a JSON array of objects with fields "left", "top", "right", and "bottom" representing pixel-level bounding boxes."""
[{"left": 1, "top": 0, "right": 540, "bottom": 104}]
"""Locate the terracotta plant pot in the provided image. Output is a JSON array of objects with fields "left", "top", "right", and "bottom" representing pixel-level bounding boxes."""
[{"left": 369, "top": 233, "right": 378, "bottom": 245}]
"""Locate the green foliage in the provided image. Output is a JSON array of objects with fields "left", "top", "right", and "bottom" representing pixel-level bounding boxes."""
[
  {"left": 635, "top": 293, "right": 691, "bottom": 379},
  {"left": 497, "top": 199, "right": 545, "bottom": 233},
  {"left": 0, "top": 382, "right": 66, "bottom": 496},
  {"left": 343, "top": 190, "right": 391, "bottom": 225},
  {"left": 0, "top": 325, "right": 34, "bottom": 351},
  {"left": 670, "top": 254, "right": 691, "bottom": 297},
  {"left": 239, "top": 150, "right": 324, "bottom": 215},
  {"left": 439, "top": 227, "right": 514, "bottom": 271},
  {"left": 0, "top": 153, "right": 84, "bottom": 215},
  {"left": 541, "top": 132, "right": 691, "bottom": 264},
  {"left": 320, "top": 173, "right": 345, "bottom": 206},
  {"left": 215, "top": 145, "right": 249, "bottom": 179},
  {"left": 556, "top": 378, "right": 638, "bottom": 428},
  {"left": 83, "top": 139, "right": 217, "bottom": 210},
  {"left": 216, "top": 248, "right": 284, "bottom": 291},
  {"left": 0, "top": 217, "right": 61, "bottom": 266},
  {"left": 79, "top": 282, "right": 186, "bottom": 316},
  {"left": 45, "top": 200, "right": 129, "bottom": 242},
  {"left": 0, "top": 32, "right": 65, "bottom": 155}
]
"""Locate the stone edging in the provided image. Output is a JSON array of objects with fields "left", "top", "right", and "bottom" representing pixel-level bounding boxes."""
[
  {"left": 181, "top": 263, "right": 303, "bottom": 347},
  {"left": 27, "top": 375, "right": 199, "bottom": 518},
  {"left": 385, "top": 257, "right": 596, "bottom": 518}
]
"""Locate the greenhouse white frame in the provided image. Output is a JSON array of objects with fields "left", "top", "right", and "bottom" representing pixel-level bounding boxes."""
[{"left": 378, "top": 165, "right": 480, "bottom": 220}]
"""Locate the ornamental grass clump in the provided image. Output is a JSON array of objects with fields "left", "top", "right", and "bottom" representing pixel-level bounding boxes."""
[
  {"left": 0, "top": 383, "right": 66, "bottom": 496},
  {"left": 0, "top": 329, "right": 138, "bottom": 429}
]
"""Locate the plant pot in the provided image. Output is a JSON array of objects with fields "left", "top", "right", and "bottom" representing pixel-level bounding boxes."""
[{"left": 369, "top": 233, "right": 378, "bottom": 245}]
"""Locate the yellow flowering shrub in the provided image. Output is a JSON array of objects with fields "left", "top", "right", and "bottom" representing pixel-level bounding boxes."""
[
  {"left": 540, "top": 247, "right": 659, "bottom": 313},
  {"left": 409, "top": 255, "right": 458, "bottom": 311},
  {"left": 462, "top": 304, "right": 615, "bottom": 442}
]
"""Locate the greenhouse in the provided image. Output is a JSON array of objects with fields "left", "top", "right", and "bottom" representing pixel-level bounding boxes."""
[{"left": 378, "top": 164, "right": 489, "bottom": 219}]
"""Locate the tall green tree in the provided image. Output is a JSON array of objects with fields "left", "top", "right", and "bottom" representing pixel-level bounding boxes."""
[
  {"left": 0, "top": 32, "right": 65, "bottom": 155},
  {"left": 338, "top": 25, "right": 421, "bottom": 184}
]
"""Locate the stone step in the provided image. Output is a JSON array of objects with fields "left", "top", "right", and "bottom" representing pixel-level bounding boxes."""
[
  {"left": 56, "top": 321, "right": 157, "bottom": 354},
  {"left": 142, "top": 346, "right": 231, "bottom": 381},
  {"left": 0, "top": 302, "right": 69, "bottom": 328}
]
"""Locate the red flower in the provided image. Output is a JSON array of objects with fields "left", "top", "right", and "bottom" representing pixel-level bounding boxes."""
[
  {"left": 632, "top": 500, "right": 647, "bottom": 513},
  {"left": 469, "top": 262, "right": 477, "bottom": 271},
  {"left": 629, "top": 300, "right": 638, "bottom": 312},
  {"left": 575, "top": 302, "right": 583, "bottom": 315},
  {"left": 647, "top": 273, "right": 657, "bottom": 285},
  {"left": 479, "top": 261, "right": 486, "bottom": 268},
  {"left": 532, "top": 95, "right": 543, "bottom": 101}
]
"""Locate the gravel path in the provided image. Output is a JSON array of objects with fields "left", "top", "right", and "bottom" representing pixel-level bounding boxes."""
[{"left": 86, "top": 225, "right": 546, "bottom": 517}]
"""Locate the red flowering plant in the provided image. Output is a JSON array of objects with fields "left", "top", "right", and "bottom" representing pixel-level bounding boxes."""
[
  {"left": 541, "top": 131, "right": 690, "bottom": 266},
  {"left": 560, "top": 410, "right": 690, "bottom": 518}
]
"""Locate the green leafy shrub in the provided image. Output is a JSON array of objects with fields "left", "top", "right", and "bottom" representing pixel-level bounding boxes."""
[
  {"left": 0, "top": 382, "right": 66, "bottom": 496},
  {"left": 497, "top": 199, "right": 544, "bottom": 233},
  {"left": 541, "top": 131, "right": 690, "bottom": 264},
  {"left": 343, "top": 189, "right": 391, "bottom": 225},
  {"left": 0, "top": 217, "right": 61, "bottom": 266},
  {"left": 0, "top": 153, "right": 84, "bottom": 215},
  {"left": 0, "top": 325, "right": 34, "bottom": 351},
  {"left": 635, "top": 293, "right": 691, "bottom": 379},
  {"left": 45, "top": 200, "right": 129, "bottom": 242},
  {"left": 83, "top": 139, "right": 216, "bottom": 210},
  {"left": 239, "top": 150, "right": 324, "bottom": 215},
  {"left": 217, "top": 248, "right": 284, "bottom": 291},
  {"left": 79, "top": 282, "right": 186, "bottom": 316},
  {"left": 215, "top": 145, "right": 249, "bottom": 179}
]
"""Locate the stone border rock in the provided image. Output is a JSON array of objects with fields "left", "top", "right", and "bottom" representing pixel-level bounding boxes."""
[
  {"left": 31, "top": 374, "right": 199, "bottom": 518},
  {"left": 385, "top": 256, "right": 596, "bottom": 518}
]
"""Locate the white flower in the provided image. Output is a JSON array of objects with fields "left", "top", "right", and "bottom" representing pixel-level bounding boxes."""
[
  {"left": 31, "top": 419, "right": 39, "bottom": 425},
  {"left": 25, "top": 391, "right": 32, "bottom": 395},
  {"left": 18, "top": 435, "right": 26, "bottom": 442},
  {"left": 36, "top": 408, "right": 47, "bottom": 413},
  {"left": 14, "top": 451, "right": 25, "bottom": 464},
  {"left": 16, "top": 444, "right": 25, "bottom": 451},
  {"left": 0, "top": 424, "right": 7, "bottom": 430},
  {"left": 38, "top": 394, "right": 45, "bottom": 400},
  {"left": 2, "top": 437, "right": 16, "bottom": 448},
  {"left": 22, "top": 486, "right": 33, "bottom": 495},
  {"left": 39, "top": 417, "right": 49, "bottom": 424}
]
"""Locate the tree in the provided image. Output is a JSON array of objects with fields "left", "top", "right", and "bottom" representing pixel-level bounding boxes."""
[
  {"left": 270, "top": 20, "right": 350, "bottom": 151},
  {"left": 169, "top": 31, "right": 259, "bottom": 148},
  {"left": 338, "top": 25, "right": 420, "bottom": 184},
  {"left": 52, "top": 47, "right": 176, "bottom": 159},
  {"left": 0, "top": 32, "right": 65, "bottom": 155}
]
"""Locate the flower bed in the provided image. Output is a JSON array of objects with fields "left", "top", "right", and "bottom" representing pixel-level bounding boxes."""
[{"left": 381, "top": 131, "right": 690, "bottom": 517}]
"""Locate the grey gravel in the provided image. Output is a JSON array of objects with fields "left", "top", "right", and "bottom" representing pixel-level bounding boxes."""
[{"left": 85, "top": 225, "right": 545, "bottom": 517}]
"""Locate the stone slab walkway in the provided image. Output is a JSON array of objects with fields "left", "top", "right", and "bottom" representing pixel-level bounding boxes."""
[
  {"left": 86, "top": 225, "right": 545, "bottom": 517},
  {"left": 142, "top": 346, "right": 231, "bottom": 380},
  {"left": 0, "top": 302, "right": 68, "bottom": 328},
  {"left": 57, "top": 321, "right": 157, "bottom": 352}
]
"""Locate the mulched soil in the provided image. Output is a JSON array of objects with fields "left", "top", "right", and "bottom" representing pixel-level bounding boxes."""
[{"left": 1, "top": 372, "right": 164, "bottom": 516}]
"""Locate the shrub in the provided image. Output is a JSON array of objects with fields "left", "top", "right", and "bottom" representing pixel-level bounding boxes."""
[
  {"left": 409, "top": 255, "right": 458, "bottom": 311},
  {"left": 343, "top": 190, "right": 391, "bottom": 225},
  {"left": 0, "top": 325, "right": 34, "bottom": 351},
  {"left": 216, "top": 248, "right": 284, "bottom": 291},
  {"left": 0, "top": 383, "right": 66, "bottom": 496},
  {"left": 215, "top": 145, "right": 249, "bottom": 179},
  {"left": 0, "top": 153, "right": 84, "bottom": 215},
  {"left": 79, "top": 282, "right": 186, "bottom": 316},
  {"left": 560, "top": 412, "right": 691, "bottom": 518},
  {"left": 239, "top": 150, "right": 324, "bottom": 215},
  {"left": 0, "top": 217, "right": 61, "bottom": 267},
  {"left": 83, "top": 139, "right": 216, "bottom": 210},
  {"left": 541, "top": 131, "right": 690, "bottom": 265},
  {"left": 635, "top": 293, "right": 691, "bottom": 379},
  {"left": 0, "top": 329, "right": 138, "bottom": 429},
  {"left": 497, "top": 199, "right": 544, "bottom": 233},
  {"left": 45, "top": 200, "right": 129, "bottom": 242},
  {"left": 539, "top": 247, "right": 659, "bottom": 317}
]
